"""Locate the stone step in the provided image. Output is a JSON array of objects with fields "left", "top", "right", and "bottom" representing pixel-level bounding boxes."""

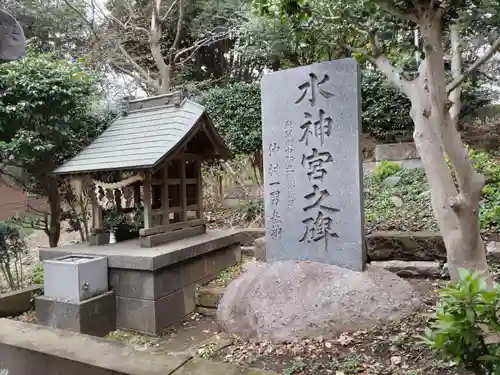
[
  {"left": 195, "top": 286, "right": 225, "bottom": 308},
  {"left": 371, "top": 260, "right": 442, "bottom": 278},
  {"left": 241, "top": 246, "right": 255, "bottom": 257}
]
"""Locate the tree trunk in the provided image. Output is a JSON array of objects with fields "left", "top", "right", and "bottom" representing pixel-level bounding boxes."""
[
  {"left": 411, "top": 108, "right": 488, "bottom": 280},
  {"left": 80, "top": 195, "right": 90, "bottom": 241},
  {"left": 368, "top": 7, "right": 491, "bottom": 281},
  {"left": 409, "top": 12, "right": 488, "bottom": 279},
  {"left": 46, "top": 179, "right": 61, "bottom": 248},
  {"left": 158, "top": 65, "right": 172, "bottom": 94},
  {"left": 253, "top": 150, "right": 264, "bottom": 186}
]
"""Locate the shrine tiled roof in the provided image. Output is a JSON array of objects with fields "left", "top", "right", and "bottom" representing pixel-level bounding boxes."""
[{"left": 54, "top": 93, "right": 226, "bottom": 175}]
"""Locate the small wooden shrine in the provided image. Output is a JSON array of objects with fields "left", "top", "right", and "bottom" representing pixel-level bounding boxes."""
[{"left": 54, "top": 92, "right": 230, "bottom": 248}]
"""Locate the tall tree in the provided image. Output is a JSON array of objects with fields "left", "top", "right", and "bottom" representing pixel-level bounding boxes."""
[
  {"left": 4, "top": 0, "right": 93, "bottom": 57},
  {"left": 256, "top": 0, "right": 500, "bottom": 279},
  {"left": 0, "top": 54, "right": 105, "bottom": 246},
  {"left": 64, "top": 0, "right": 242, "bottom": 94}
]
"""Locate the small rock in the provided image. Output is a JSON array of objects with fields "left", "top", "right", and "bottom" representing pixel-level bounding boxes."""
[
  {"left": 487, "top": 242, "right": 500, "bottom": 260},
  {"left": 383, "top": 176, "right": 401, "bottom": 188},
  {"left": 390, "top": 196, "right": 403, "bottom": 207},
  {"left": 371, "top": 260, "right": 441, "bottom": 278},
  {"left": 195, "top": 307, "right": 217, "bottom": 317},
  {"left": 336, "top": 333, "right": 353, "bottom": 346},
  {"left": 418, "top": 190, "right": 431, "bottom": 198},
  {"left": 292, "top": 346, "right": 302, "bottom": 355},
  {"left": 325, "top": 341, "right": 333, "bottom": 349},
  {"left": 390, "top": 356, "right": 401, "bottom": 365}
]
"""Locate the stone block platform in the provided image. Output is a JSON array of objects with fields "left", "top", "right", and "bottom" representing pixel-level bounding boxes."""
[
  {"left": 36, "top": 291, "right": 116, "bottom": 337},
  {"left": 39, "top": 229, "right": 242, "bottom": 334}
]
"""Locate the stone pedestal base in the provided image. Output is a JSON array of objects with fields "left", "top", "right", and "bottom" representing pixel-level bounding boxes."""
[
  {"left": 218, "top": 261, "right": 421, "bottom": 341},
  {"left": 112, "top": 243, "right": 241, "bottom": 334},
  {"left": 39, "top": 229, "right": 242, "bottom": 335},
  {"left": 35, "top": 291, "right": 116, "bottom": 337}
]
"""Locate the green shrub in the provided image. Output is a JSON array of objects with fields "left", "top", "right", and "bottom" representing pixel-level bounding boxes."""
[
  {"left": 238, "top": 198, "right": 264, "bottom": 222},
  {"left": 423, "top": 269, "right": 500, "bottom": 374},
  {"left": 371, "top": 160, "right": 402, "bottom": 182},
  {"left": 0, "top": 221, "right": 28, "bottom": 290},
  {"left": 364, "top": 167, "right": 437, "bottom": 232},
  {"left": 361, "top": 71, "right": 489, "bottom": 142},
  {"left": 197, "top": 82, "right": 262, "bottom": 157},
  {"left": 469, "top": 149, "right": 500, "bottom": 233},
  {"left": 29, "top": 263, "right": 44, "bottom": 285},
  {"left": 365, "top": 150, "right": 500, "bottom": 234}
]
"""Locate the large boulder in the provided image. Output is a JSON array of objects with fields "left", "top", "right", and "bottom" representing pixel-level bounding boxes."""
[{"left": 217, "top": 261, "right": 421, "bottom": 341}]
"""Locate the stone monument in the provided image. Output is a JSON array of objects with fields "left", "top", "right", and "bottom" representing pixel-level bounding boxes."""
[
  {"left": 0, "top": 9, "right": 26, "bottom": 63},
  {"left": 217, "top": 59, "right": 421, "bottom": 341},
  {"left": 261, "top": 59, "right": 365, "bottom": 270}
]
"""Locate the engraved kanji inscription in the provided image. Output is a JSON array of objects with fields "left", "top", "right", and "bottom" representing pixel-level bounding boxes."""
[
  {"left": 303, "top": 185, "right": 339, "bottom": 213},
  {"left": 301, "top": 148, "right": 332, "bottom": 181},
  {"left": 287, "top": 177, "right": 296, "bottom": 211},
  {"left": 270, "top": 190, "right": 280, "bottom": 206},
  {"left": 268, "top": 210, "right": 283, "bottom": 239},
  {"left": 299, "top": 109, "right": 333, "bottom": 146},
  {"left": 268, "top": 142, "right": 280, "bottom": 156},
  {"left": 295, "top": 73, "right": 334, "bottom": 106},
  {"left": 268, "top": 164, "right": 279, "bottom": 176},
  {"left": 300, "top": 211, "right": 339, "bottom": 243}
]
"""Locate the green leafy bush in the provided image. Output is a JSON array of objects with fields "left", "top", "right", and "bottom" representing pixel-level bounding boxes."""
[
  {"left": 469, "top": 149, "right": 500, "bottom": 233},
  {"left": 29, "top": 263, "right": 44, "bottom": 285},
  {"left": 197, "top": 82, "right": 261, "bottom": 157},
  {"left": 364, "top": 150, "right": 500, "bottom": 234},
  {"left": 361, "top": 71, "right": 413, "bottom": 142},
  {"left": 423, "top": 269, "right": 500, "bottom": 374},
  {"left": 371, "top": 160, "right": 402, "bottom": 182},
  {"left": 238, "top": 198, "right": 264, "bottom": 222},
  {"left": 0, "top": 221, "right": 28, "bottom": 290},
  {"left": 364, "top": 167, "right": 437, "bottom": 232},
  {"left": 361, "top": 71, "right": 490, "bottom": 142}
]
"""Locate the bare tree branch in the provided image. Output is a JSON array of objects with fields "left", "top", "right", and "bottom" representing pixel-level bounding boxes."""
[
  {"left": 351, "top": 21, "right": 383, "bottom": 57},
  {"left": 110, "top": 62, "right": 161, "bottom": 92},
  {"left": 169, "top": 0, "right": 184, "bottom": 64},
  {"left": 161, "top": 0, "right": 178, "bottom": 22},
  {"left": 341, "top": 43, "right": 370, "bottom": 56},
  {"left": 370, "top": 54, "right": 412, "bottom": 94},
  {"left": 174, "top": 27, "right": 232, "bottom": 64},
  {"left": 375, "top": 0, "right": 418, "bottom": 23},
  {"left": 62, "top": 0, "right": 98, "bottom": 37},
  {"left": 116, "top": 43, "right": 157, "bottom": 86},
  {"left": 446, "top": 36, "right": 500, "bottom": 94}
]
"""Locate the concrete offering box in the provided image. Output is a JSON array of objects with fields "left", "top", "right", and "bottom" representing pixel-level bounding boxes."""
[{"left": 43, "top": 255, "right": 108, "bottom": 302}]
